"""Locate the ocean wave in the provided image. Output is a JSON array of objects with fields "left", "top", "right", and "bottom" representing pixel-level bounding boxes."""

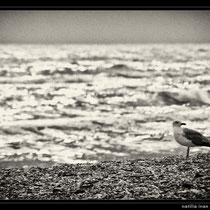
[
  {"left": 156, "top": 89, "right": 210, "bottom": 106},
  {"left": 104, "top": 64, "right": 148, "bottom": 79},
  {"left": 121, "top": 89, "right": 210, "bottom": 107}
]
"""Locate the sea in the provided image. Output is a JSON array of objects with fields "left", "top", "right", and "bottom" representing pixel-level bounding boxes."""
[{"left": 0, "top": 43, "right": 210, "bottom": 167}]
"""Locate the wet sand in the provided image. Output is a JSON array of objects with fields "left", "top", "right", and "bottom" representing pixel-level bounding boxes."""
[{"left": 0, "top": 153, "right": 210, "bottom": 200}]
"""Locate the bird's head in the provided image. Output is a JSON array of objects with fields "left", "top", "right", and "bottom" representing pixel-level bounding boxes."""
[{"left": 172, "top": 121, "right": 186, "bottom": 127}]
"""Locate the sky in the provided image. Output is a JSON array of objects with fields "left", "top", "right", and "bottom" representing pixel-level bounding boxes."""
[{"left": 0, "top": 10, "right": 210, "bottom": 44}]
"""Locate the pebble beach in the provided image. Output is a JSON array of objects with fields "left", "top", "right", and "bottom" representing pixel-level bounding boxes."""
[{"left": 0, "top": 153, "right": 210, "bottom": 200}]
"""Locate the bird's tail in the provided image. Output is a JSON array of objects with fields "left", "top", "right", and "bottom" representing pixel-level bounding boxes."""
[{"left": 203, "top": 137, "right": 210, "bottom": 147}]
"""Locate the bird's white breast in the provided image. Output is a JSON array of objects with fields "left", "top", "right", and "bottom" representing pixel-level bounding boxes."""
[{"left": 173, "top": 127, "right": 196, "bottom": 147}]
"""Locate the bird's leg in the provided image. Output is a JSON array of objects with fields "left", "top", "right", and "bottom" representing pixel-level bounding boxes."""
[{"left": 186, "top": 147, "right": 190, "bottom": 159}]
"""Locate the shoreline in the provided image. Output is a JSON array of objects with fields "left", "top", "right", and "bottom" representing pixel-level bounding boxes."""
[{"left": 0, "top": 153, "right": 210, "bottom": 200}]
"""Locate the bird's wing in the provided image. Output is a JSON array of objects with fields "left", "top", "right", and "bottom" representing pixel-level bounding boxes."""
[{"left": 183, "top": 128, "right": 210, "bottom": 147}]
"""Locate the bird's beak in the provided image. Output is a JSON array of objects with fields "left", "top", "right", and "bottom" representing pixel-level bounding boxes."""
[{"left": 181, "top": 123, "right": 186, "bottom": 126}]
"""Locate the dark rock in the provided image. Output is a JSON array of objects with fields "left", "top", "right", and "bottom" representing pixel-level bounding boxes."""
[
  {"left": 182, "top": 182, "right": 193, "bottom": 189},
  {"left": 194, "top": 172, "right": 203, "bottom": 179}
]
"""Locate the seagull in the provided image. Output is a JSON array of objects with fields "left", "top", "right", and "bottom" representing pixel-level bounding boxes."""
[{"left": 172, "top": 121, "right": 210, "bottom": 159}]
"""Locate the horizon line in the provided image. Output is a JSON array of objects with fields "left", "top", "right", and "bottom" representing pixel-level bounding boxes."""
[{"left": 0, "top": 42, "right": 210, "bottom": 45}]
